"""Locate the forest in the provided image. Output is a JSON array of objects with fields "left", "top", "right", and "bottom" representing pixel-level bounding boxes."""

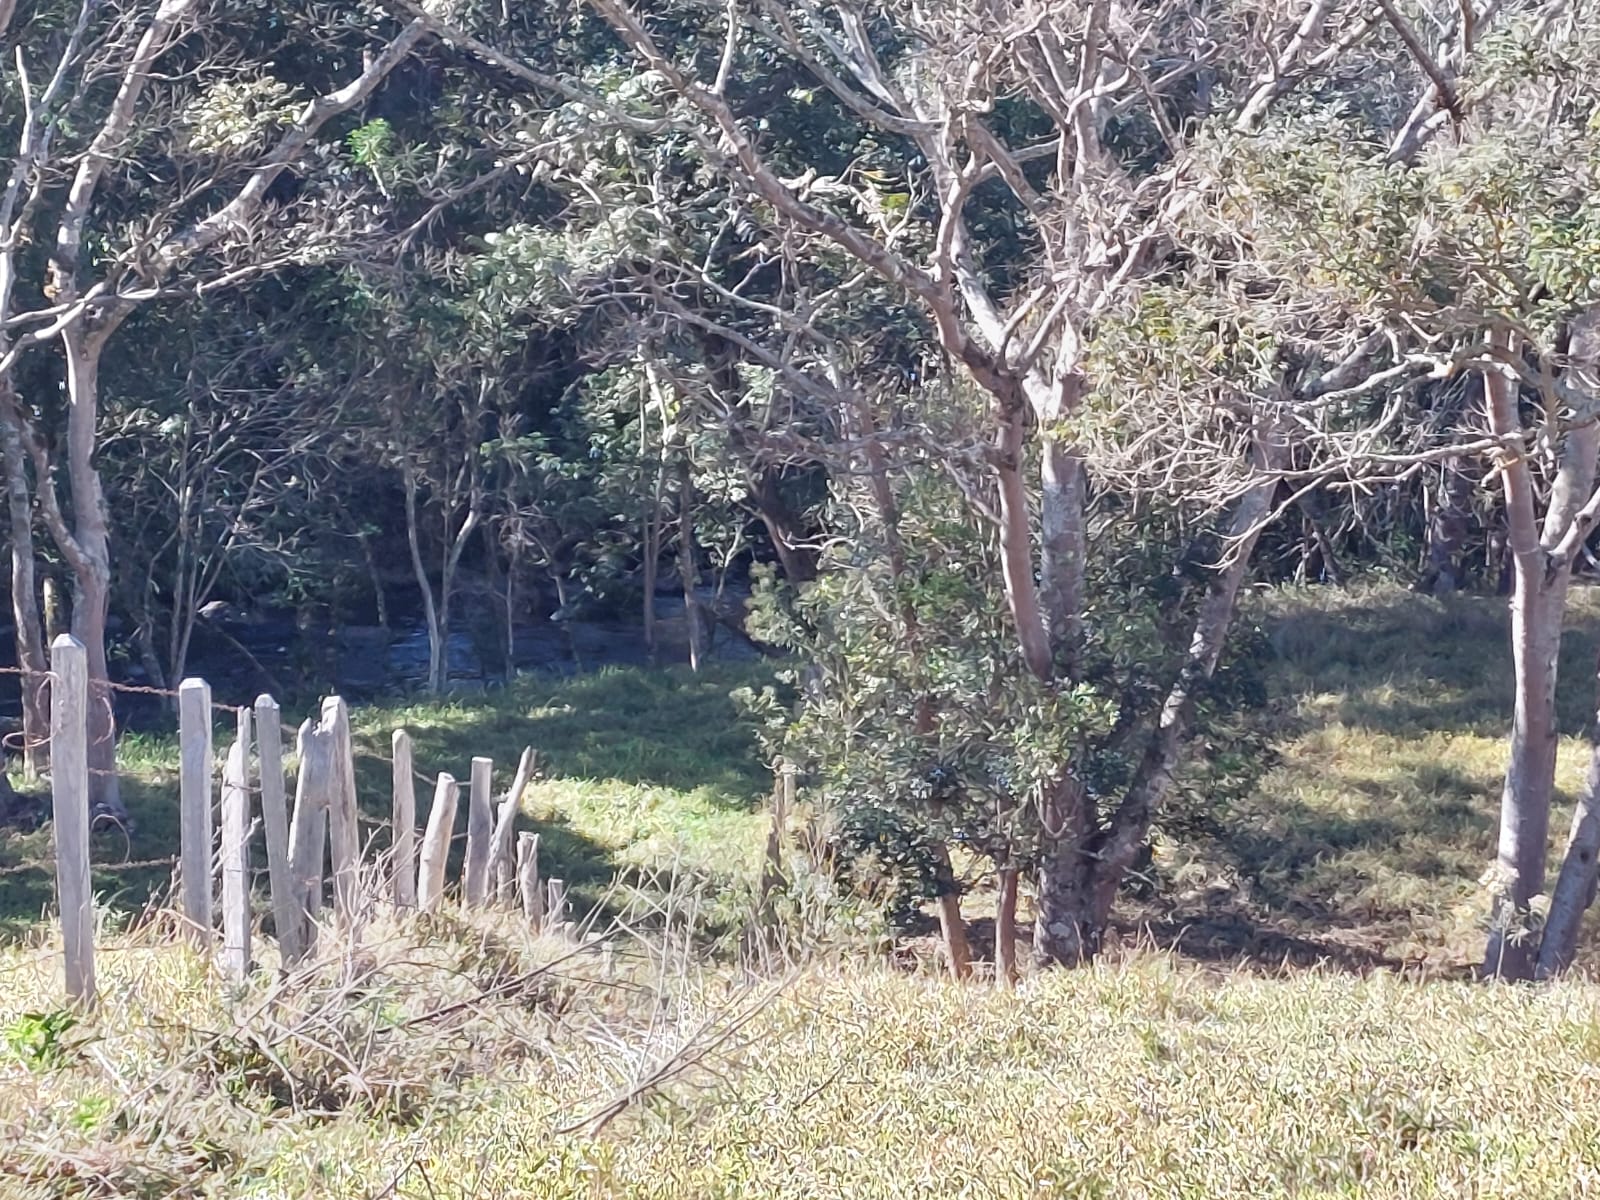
[{"left": 4, "top": 0, "right": 1600, "bottom": 1195}]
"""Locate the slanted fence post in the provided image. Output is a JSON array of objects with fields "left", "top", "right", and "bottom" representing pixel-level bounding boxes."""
[
  {"left": 516, "top": 832, "right": 542, "bottom": 927},
  {"left": 254, "top": 696, "right": 297, "bottom": 966},
  {"left": 321, "top": 697, "right": 360, "bottom": 925},
  {"left": 392, "top": 729, "right": 417, "bottom": 908},
  {"left": 464, "top": 756, "right": 493, "bottom": 907},
  {"left": 285, "top": 717, "right": 332, "bottom": 963},
  {"left": 417, "top": 773, "right": 459, "bottom": 912},
  {"left": 177, "top": 678, "right": 214, "bottom": 948},
  {"left": 220, "top": 709, "right": 252, "bottom": 981},
  {"left": 50, "top": 634, "right": 93, "bottom": 1006},
  {"left": 492, "top": 747, "right": 535, "bottom": 906}
]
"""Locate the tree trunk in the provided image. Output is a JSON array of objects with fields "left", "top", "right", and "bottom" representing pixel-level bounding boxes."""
[
  {"left": 1038, "top": 433, "right": 1086, "bottom": 672},
  {"left": 1486, "top": 576, "right": 1564, "bottom": 978},
  {"left": 995, "top": 864, "right": 1019, "bottom": 987},
  {"left": 402, "top": 464, "right": 447, "bottom": 694},
  {"left": 61, "top": 328, "right": 120, "bottom": 818},
  {"left": 1033, "top": 421, "right": 1286, "bottom": 967},
  {"left": 1480, "top": 333, "right": 1591, "bottom": 980},
  {"left": 1537, "top": 650, "right": 1600, "bottom": 978},
  {"left": 357, "top": 527, "right": 390, "bottom": 629},
  {"left": 1033, "top": 775, "right": 1100, "bottom": 966},
  {"left": 0, "top": 390, "right": 47, "bottom": 777},
  {"left": 751, "top": 467, "right": 818, "bottom": 584},
  {"left": 994, "top": 407, "right": 1054, "bottom": 682},
  {"left": 931, "top": 841, "right": 971, "bottom": 981},
  {"left": 677, "top": 458, "right": 704, "bottom": 672},
  {"left": 644, "top": 456, "right": 665, "bottom": 663}
]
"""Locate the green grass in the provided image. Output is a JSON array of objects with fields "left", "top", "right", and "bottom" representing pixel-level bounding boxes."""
[{"left": 1144, "top": 581, "right": 1600, "bottom": 972}]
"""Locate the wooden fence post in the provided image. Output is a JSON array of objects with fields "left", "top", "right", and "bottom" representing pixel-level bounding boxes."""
[
  {"left": 516, "top": 832, "right": 542, "bottom": 927},
  {"left": 220, "top": 712, "right": 252, "bottom": 981},
  {"left": 546, "top": 878, "right": 567, "bottom": 934},
  {"left": 50, "top": 634, "right": 93, "bottom": 1006},
  {"left": 254, "top": 695, "right": 297, "bottom": 966},
  {"left": 320, "top": 697, "right": 360, "bottom": 924},
  {"left": 417, "top": 773, "right": 459, "bottom": 912},
  {"left": 492, "top": 746, "right": 535, "bottom": 906},
  {"left": 392, "top": 729, "right": 416, "bottom": 908},
  {"left": 177, "top": 678, "right": 214, "bottom": 948},
  {"left": 464, "top": 756, "right": 493, "bottom": 907},
  {"left": 285, "top": 718, "right": 331, "bottom": 962}
]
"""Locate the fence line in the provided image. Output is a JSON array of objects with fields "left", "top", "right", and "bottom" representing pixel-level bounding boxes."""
[{"left": 18, "top": 653, "right": 737, "bottom": 1005}]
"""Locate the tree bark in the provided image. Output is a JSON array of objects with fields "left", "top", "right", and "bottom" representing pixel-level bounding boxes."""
[
  {"left": 402, "top": 462, "right": 447, "bottom": 693},
  {"left": 1033, "top": 421, "right": 1286, "bottom": 967},
  {"left": 931, "top": 841, "right": 972, "bottom": 981},
  {"left": 995, "top": 864, "right": 1019, "bottom": 987},
  {"left": 1537, "top": 650, "right": 1600, "bottom": 978},
  {"left": 0, "top": 387, "right": 46, "bottom": 776},
  {"left": 677, "top": 458, "right": 705, "bottom": 672},
  {"left": 1035, "top": 373, "right": 1088, "bottom": 672},
  {"left": 751, "top": 467, "right": 818, "bottom": 584},
  {"left": 644, "top": 455, "right": 665, "bottom": 662},
  {"left": 1032, "top": 775, "right": 1100, "bottom": 966},
  {"left": 994, "top": 407, "right": 1054, "bottom": 682},
  {"left": 60, "top": 327, "right": 120, "bottom": 818},
  {"left": 1423, "top": 453, "right": 1475, "bottom": 595}
]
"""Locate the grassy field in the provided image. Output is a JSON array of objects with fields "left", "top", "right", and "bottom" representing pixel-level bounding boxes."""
[{"left": 5, "top": 584, "right": 1600, "bottom": 1197}]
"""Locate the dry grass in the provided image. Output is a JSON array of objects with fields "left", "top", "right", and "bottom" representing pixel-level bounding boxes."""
[{"left": 5, "top": 925, "right": 1600, "bottom": 1198}]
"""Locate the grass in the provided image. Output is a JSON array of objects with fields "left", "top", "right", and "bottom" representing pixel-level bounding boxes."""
[
  {"left": 4, "top": 929, "right": 1600, "bottom": 1198},
  {"left": 7, "top": 583, "right": 1600, "bottom": 1196},
  {"left": 1138, "top": 581, "right": 1600, "bottom": 973}
]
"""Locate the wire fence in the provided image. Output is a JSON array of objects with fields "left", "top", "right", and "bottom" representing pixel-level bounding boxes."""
[{"left": 17, "top": 634, "right": 577, "bottom": 1007}]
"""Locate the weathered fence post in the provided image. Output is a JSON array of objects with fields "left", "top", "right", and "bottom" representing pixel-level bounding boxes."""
[
  {"left": 516, "top": 832, "right": 542, "bottom": 927},
  {"left": 464, "top": 756, "right": 493, "bottom": 907},
  {"left": 492, "top": 746, "right": 535, "bottom": 906},
  {"left": 321, "top": 697, "right": 360, "bottom": 925},
  {"left": 392, "top": 729, "right": 416, "bottom": 908},
  {"left": 50, "top": 634, "right": 94, "bottom": 1006},
  {"left": 254, "top": 695, "right": 297, "bottom": 965},
  {"left": 546, "top": 878, "right": 568, "bottom": 934},
  {"left": 417, "top": 773, "right": 459, "bottom": 912},
  {"left": 285, "top": 718, "right": 332, "bottom": 962},
  {"left": 220, "top": 711, "right": 252, "bottom": 981},
  {"left": 177, "top": 678, "right": 214, "bottom": 948}
]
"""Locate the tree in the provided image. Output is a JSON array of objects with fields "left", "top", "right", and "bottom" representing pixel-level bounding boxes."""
[
  {"left": 437, "top": 0, "right": 1315, "bottom": 965},
  {"left": 1209, "top": 2, "right": 1600, "bottom": 977},
  {"left": 0, "top": 0, "right": 428, "bottom": 809}
]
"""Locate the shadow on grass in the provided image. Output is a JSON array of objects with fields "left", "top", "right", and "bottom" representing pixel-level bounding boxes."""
[
  {"left": 1262, "top": 586, "right": 1600, "bottom": 738},
  {"left": 0, "top": 774, "right": 182, "bottom": 942},
  {"left": 350, "top": 663, "right": 775, "bottom": 806},
  {"left": 1151, "top": 583, "right": 1600, "bottom": 970}
]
